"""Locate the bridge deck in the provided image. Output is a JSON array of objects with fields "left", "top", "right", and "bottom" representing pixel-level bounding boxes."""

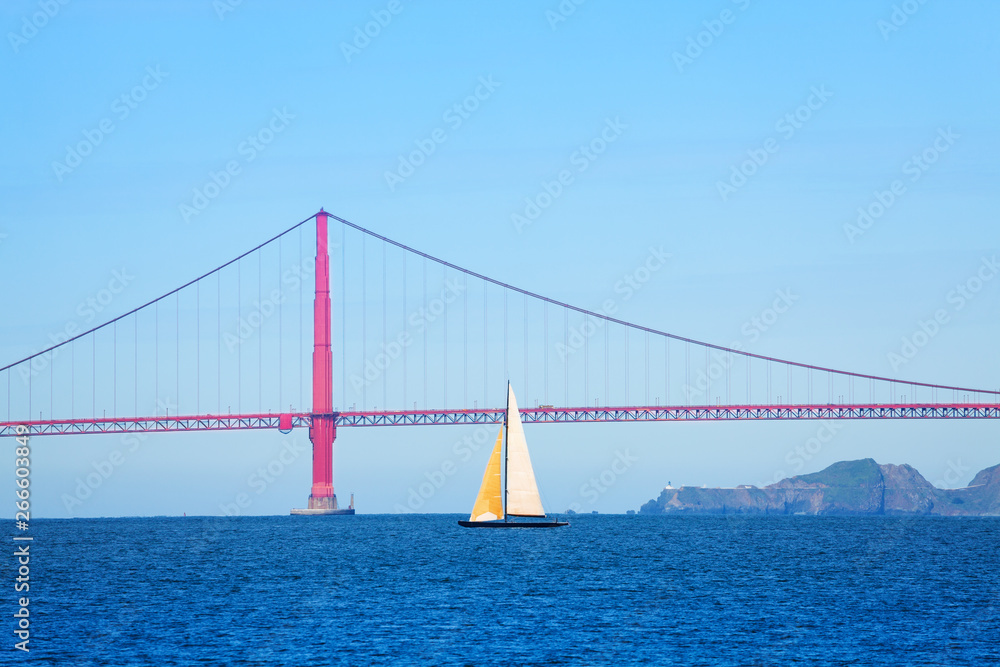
[{"left": 3, "top": 403, "right": 999, "bottom": 437}]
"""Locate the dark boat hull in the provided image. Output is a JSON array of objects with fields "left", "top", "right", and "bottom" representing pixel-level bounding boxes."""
[{"left": 458, "top": 520, "right": 569, "bottom": 528}]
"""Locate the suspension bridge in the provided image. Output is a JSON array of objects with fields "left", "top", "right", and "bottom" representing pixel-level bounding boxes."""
[{"left": 2, "top": 210, "right": 997, "bottom": 513}]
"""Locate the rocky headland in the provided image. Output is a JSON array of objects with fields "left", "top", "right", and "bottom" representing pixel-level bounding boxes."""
[{"left": 639, "top": 459, "right": 1000, "bottom": 516}]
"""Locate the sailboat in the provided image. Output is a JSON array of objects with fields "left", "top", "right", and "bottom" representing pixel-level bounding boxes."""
[{"left": 458, "top": 383, "right": 569, "bottom": 529}]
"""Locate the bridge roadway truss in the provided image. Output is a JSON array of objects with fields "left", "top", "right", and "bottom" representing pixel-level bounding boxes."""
[{"left": 3, "top": 403, "right": 998, "bottom": 437}]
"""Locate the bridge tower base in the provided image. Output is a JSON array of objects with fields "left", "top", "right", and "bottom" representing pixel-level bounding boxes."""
[{"left": 291, "top": 495, "right": 355, "bottom": 516}]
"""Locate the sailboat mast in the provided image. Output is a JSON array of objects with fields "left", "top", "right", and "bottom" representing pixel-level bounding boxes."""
[{"left": 503, "top": 381, "right": 509, "bottom": 519}]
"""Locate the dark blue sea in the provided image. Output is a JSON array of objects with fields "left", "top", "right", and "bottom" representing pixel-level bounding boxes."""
[{"left": 5, "top": 515, "right": 999, "bottom": 665}]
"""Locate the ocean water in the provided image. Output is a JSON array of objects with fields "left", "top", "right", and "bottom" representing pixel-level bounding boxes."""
[{"left": 6, "top": 515, "right": 999, "bottom": 665}]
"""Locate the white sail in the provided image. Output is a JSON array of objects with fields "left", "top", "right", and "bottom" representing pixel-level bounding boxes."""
[{"left": 505, "top": 384, "right": 546, "bottom": 517}]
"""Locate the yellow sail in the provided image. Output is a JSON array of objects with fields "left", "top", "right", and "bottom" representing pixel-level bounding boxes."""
[
  {"left": 505, "top": 385, "right": 546, "bottom": 517},
  {"left": 469, "top": 428, "right": 505, "bottom": 521}
]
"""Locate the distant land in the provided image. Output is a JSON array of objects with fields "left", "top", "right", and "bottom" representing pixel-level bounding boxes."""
[{"left": 639, "top": 459, "right": 1000, "bottom": 516}]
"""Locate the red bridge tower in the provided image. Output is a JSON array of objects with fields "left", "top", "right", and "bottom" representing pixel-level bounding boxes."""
[{"left": 292, "top": 209, "right": 354, "bottom": 515}]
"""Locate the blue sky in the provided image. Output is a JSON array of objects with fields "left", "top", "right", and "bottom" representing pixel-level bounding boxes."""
[{"left": 1, "top": 1, "right": 998, "bottom": 517}]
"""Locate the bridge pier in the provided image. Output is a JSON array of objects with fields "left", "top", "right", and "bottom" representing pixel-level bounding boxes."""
[{"left": 292, "top": 209, "right": 354, "bottom": 516}]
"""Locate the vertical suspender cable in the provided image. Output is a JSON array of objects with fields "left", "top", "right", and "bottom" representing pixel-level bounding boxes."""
[
  {"left": 564, "top": 308, "right": 568, "bottom": 407},
  {"left": 279, "top": 236, "right": 283, "bottom": 412},
  {"left": 523, "top": 294, "right": 528, "bottom": 402},
  {"left": 176, "top": 292, "right": 179, "bottom": 413},
  {"left": 483, "top": 281, "right": 487, "bottom": 408},
  {"left": 685, "top": 342, "right": 690, "bottom": 406},
  {"left": 237, "top": 259, "right": 241, "bottom": 413},
  {"left": 218, "top": 271, "right": 221, "bottom": 414},
  {"left": 584, "top": 314, "right": 589, "bottom": 404},
  {"left": 624, "top": 325, "right": 629, "bottom": 405},
  {"left": 604, "top": 319, "right": 609, "bottom": 406},
  {"left": 300, "top": 225, "right": 303, "bottom": 411},
  {"left": 197, "top": 281, "right": 200, "bottom": 413},
  {"left": 134, "top": 314, "right": 137, "bottom": 416},
  {"left": 361, "top": 234, "right": 368, "bottom": 410},
  {"left": 544, "top": 301, "right": 548, "bottom": 404},
  {"left": 644, "top": 331, "right": 649, "bottom": 405},
  {"left": 382, "top": 240, "right": 387, "bottom": 410},
  {"left": 443, "top": 267, "right": 448, "bottom": 408},
  {"left": 403, "top": 251, "right": 407, "bottom": 410},
  {"left": 464, "top": 276, "right": 468, "bottom": 408},
  {"left": 258, "top": 251, "right": 262, "bottom": 412},
  {"left": 767, "top": 361, "right": 771, "bottom": 404},
  {"left": 342, "top": 225, "right": 346, "bottom": 409},
  {"left": 422, "top": 258, "right": 427, "bottom": 408}
]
